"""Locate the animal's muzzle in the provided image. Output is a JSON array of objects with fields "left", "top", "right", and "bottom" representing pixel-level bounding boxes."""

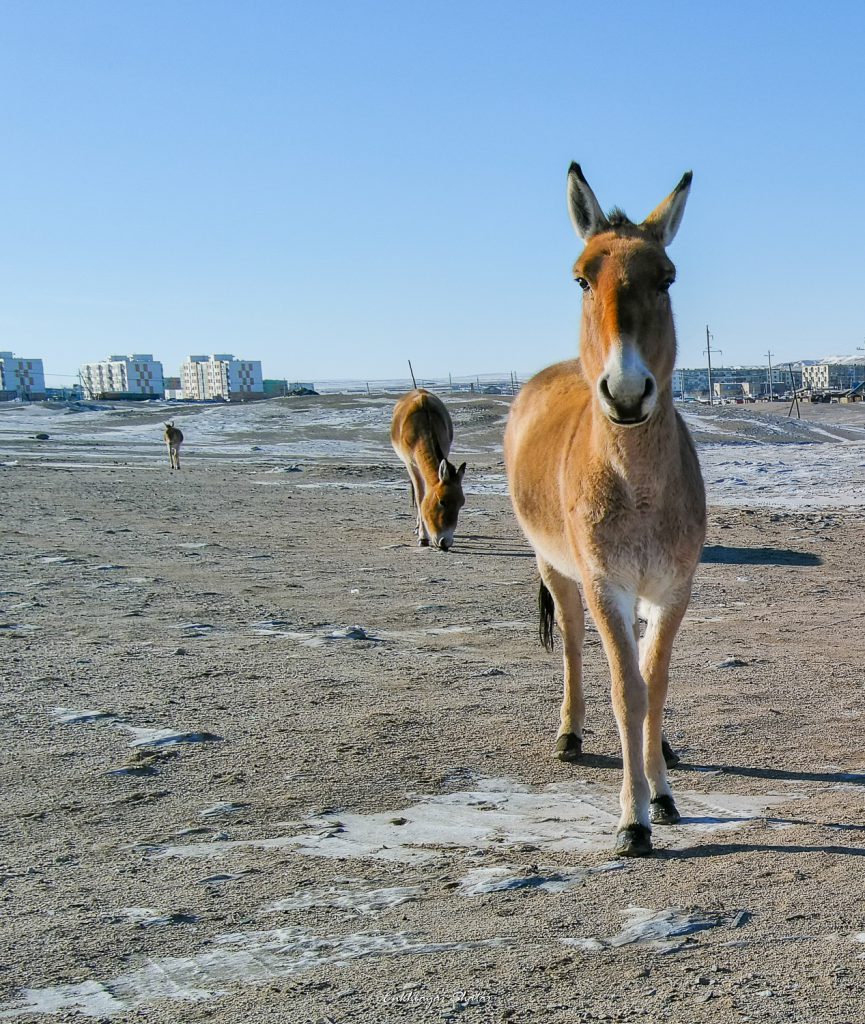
[{"left": 599, "top": 374, "right": 656, "bottom": 425}]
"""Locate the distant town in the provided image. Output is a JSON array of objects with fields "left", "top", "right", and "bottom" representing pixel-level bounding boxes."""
[
  {"left": 1, "top": 350, "right": 865, "bottom": 404},
  {"left": 0, "top": 352, "right": 312, "bottom": 402}
]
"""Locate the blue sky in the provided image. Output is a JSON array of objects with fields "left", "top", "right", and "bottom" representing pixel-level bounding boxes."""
[{"left": 3, "top": 1, "right": 865, "bottom": 385}]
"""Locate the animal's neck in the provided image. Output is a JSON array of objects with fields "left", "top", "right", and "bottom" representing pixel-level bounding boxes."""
[
  {"left": 591, "top": 385, "right": 678, "bottom": 481},
  {"left": 414, "top": 436, "right": 443, "bottom": 482}
]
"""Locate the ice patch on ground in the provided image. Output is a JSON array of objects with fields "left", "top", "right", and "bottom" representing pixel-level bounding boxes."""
[
  {"left": 562, "top": 906, "right": 744, "bottom": 953},
  {"left": 50, "top": 708, "right": 113, "bottom": 725},
  {"left": 250, "top": 622, "right": 383, "bottom": 646},
  {"left": 48, "top": 710, "right": 222, "bottom": 749},
  {"left": 264, "top": 885, "right": 422, "bottom": 916},
  {"left": 147, "top": 777, "right": 799, "bottom": 865},
  {"left": 458, "top": 862, "right": 622, "bottom": 895},
  {"left": 0, "top": 929, "right": 513, "bottom": 1018},
  {"left": 119, "top": 726, "right": 222, "bottom": 748}
]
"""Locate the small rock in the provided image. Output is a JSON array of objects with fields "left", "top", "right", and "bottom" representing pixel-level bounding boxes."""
[
  {"left": 714, "top": 656, "right": 748, "bottom": 669},
  {"left": 34, "top": 433, "right": 49, "bottom": 440},
  {"left": 390, "top": 816, "right": 408, "bottom": 826}
]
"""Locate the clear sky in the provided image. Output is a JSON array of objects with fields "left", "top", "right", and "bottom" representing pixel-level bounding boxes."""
[{"left": 3, "top": 0, "right": 865, "bottom": 385}]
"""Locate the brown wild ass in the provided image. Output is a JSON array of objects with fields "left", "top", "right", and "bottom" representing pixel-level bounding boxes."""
[
  {"left": 163, "top": 421, "right": 183, "bottom": 471},
  {"left": 391, "top": 389, "right": 466, "bottom": 551},
  {"left": 504, "top": 164, "right": 706, "bottom": 856}
]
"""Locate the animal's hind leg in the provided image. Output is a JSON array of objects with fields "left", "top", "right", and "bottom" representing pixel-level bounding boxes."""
[
  {"left": 640, "top": 593, "right": 690, "bottom": 826},
  {"left": 636, "top": 616, "right": 678, "bottom": 769},
  {"left": 538, "top": 558, "right": 585, "bottom": 762}
]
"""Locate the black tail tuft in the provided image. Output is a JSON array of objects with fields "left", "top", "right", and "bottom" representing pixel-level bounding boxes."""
[
  {"left": 408, "top": 481, "right": 416, "bottom": 508},
  {"left": 538, "top": 581, "right": 556, "bottom": 652}
]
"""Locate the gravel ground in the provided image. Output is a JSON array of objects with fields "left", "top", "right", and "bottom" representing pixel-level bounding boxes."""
[{"left": 2, "top": 395, "right": 865, "bottom": 1023}]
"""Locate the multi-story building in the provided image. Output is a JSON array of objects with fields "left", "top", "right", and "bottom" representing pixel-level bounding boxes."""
[
  {"left": 163, "top": 376, "right": 183, "bottom": 400},
  {"left": 801, "top": 359, "right": 865, "bottom": 392},
  {"left": 673, "top": 365, "right": 801, "bottom": 401},
  {"left": 0, "top": 351, "right": 47, "bottom": 400},
  {"left": 180, "top": 354, "right": 264, "bottom": 401},
  {"left": 80, "top": 354, "right": 164, "bottom": 400}
]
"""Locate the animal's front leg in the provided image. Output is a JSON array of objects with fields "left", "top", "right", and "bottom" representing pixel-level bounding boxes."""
[
  {"left": 583, "top": 581, "right": 651, "bottom": 856},
  {"left": 640, "top": 591, "right": 690, "bottom": 825},
  {"left": 408, "top": 465, "right": 428, "bottom": 544}
]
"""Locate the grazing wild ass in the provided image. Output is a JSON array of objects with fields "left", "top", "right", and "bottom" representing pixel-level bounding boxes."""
[
  {"left": 391, "top": 389, "right": 466, "bottom": 551},
  {"left": 504, "top": 164, "right": 706, "bottom": 856},
  {"left": 163, "top": 421, "right": 183, "bottom": 471}
]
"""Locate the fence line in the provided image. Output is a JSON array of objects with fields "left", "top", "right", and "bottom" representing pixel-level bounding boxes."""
[{"left": 313, "top": 371, "right": 527, "bottom": 396}]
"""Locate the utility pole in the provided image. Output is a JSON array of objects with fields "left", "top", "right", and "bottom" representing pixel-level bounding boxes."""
[
  {"left": 408, "top": 360, "right": 417, "bottom": 389},
  {"left": 787, "top": 363, "right": 801, "bottom": 418},
  {"left": 765, "top": 351, "right": 775, "bottom": 402},
  {"left": 704, "top": 326, "right": 722, "bottom": 406}
]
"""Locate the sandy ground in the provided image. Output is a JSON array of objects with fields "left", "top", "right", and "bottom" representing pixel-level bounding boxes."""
[{"left": 2, "top": 395, "right": 865, "bottom": 1022}]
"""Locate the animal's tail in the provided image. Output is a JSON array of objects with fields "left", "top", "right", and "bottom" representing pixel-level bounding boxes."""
[
  {"left": 538, "top": 581, "right": 556, "bottom": 652},
  {"left": 408, "top": 481, "right": 416, "bottom": 508}
]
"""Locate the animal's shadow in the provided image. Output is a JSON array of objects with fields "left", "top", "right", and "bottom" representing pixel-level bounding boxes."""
[
  {"left": 701, "top": 545, "right": 822, "bottom": 567},
  {"left": 455, "top": 534, "right": 534, "bottom": 558},
  {"left": 567, "top": 755, "right": 865, "bottom": 858}
]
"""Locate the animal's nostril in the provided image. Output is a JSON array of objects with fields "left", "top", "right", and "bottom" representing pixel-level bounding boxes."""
[
  {"left": 643, "top": 377, "right": 655, "bottom": 399},
  {"left": 599, "top": 377, "right": 613, "bottom": 402}
]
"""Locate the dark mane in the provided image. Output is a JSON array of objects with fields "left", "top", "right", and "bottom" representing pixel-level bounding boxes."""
[{"left": 606, "top": 207, "right": 632, "bottom": 227}]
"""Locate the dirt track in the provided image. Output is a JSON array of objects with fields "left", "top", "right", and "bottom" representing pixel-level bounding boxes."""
[{"left": 2, "top": 396, "right": 865, "bottom": 1022}]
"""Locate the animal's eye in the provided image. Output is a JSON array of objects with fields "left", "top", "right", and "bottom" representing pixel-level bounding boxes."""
[
  {"left": 659, "top": 278, "right": 674, "bottom": 293},
  {"left": 575, "top": 276, "right": 590, "bottom": 292}
]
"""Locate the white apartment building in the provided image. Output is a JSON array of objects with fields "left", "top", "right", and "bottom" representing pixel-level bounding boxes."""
[
  {"left": 180, "top": 354, "right": 264, "bottom": 401},
  {"left": 80, "top": 355, "right": 164, "bottom": 399},
  {"left": 0, "top": 351, "right": 46, "bottom": 399},
  {"left": 801, "top": 359, "right": 865, "bottom": 392}
]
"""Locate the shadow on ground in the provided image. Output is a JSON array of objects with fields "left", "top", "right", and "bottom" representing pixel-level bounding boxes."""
[{"left": 701, "top": 545, "right": 823, "bottom": 566}]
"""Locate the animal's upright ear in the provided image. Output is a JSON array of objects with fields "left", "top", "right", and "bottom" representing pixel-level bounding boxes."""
[
  {"left": 642, "top": 171, "right": 693, "bottom": 247},
  {"left": 438, "top": 459, "right": 450, "bottom": 483},
  {"left": 457, "top": 462, "right": 466, "bottom": 480},
  {"left": 567, "top": 162, "right": 609, "bottom": 241}
]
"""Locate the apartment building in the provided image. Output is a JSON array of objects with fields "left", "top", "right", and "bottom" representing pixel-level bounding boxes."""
[
  {"left": 673, "top": 365, "right": 800, "bottom": 400},
  {"left": 801, "top": 360, "right": 865, "bottom": 392},
  {"left": 0, "top": 351, "right": 46, "bottom": 400},
  {"left": 80, "top": 355, "right": 164, "bottom": 399},
  {"left": 180, "top": 354, "right": 264, "bottom": 401}
]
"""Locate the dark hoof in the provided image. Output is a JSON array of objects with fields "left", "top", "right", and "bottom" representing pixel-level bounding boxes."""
[
  {"left": 662, "top": 739, "right": 680, "bottom": 769},
  {"left": 649, "top": 794, "right": 681, "bottom": 825},
  {"left": 613, "top": 823, "right": 653, "bottom": 857},
  {"left": 553, "top": 733, "right": 582, "bottom": 762},
  {"left": 418, "top": 537, "right": 430, "bottom": 547}
]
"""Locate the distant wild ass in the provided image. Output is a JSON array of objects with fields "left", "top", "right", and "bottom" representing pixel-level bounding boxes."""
[
  {"left": 504, "top": 164, "right": 706, "bottom": 856},
  {"left": 163, "top": 421, "right": 183, "bottom": 470},
  {"left": 391, "top": 389, "right": 466, "bottom": 551}
]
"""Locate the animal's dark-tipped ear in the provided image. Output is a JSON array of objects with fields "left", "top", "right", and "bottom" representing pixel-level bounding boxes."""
[
  {"left": 438, "top": 459, "right": 450, "bottom": 484},
  {"left": 457, "top": 462, "right": 466, "bottom": 480},
  {"left": 567, "top": 162, "right": 609, "bottom": 241},
  {"left": 642, "top": 171, "right": 692, "bottom": 247}
]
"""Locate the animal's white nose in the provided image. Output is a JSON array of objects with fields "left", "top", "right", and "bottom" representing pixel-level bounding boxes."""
[
  {"left": 598, "top": 343, "right": 658, "bottom": 425},
  {"left": 598, "top": 372, "right": 656, "bottom": 425}
]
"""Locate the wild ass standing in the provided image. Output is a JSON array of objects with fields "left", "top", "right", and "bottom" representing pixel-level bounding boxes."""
[
  {"left": 163, "top": 421, "right": 183, "bottom": 471},
  {"left": 504, "top": 164, "right": 706, "bottom": 856},
  {"left": 391, "top": 389, "right": 466, "bottom": 551}
]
